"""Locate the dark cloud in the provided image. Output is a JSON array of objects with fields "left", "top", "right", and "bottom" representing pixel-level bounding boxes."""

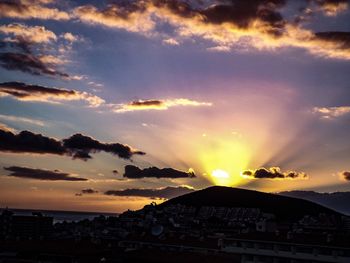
[
  {"left": 0, "top": 81, "right": 75, "bottom": 98},
  {"left": 341, "top": 171, "right": 350, "bottom": 181},
  {"left": 0, "top": 128, "right": 144, "bottom": 160},
  {"left": 0, "top": 38, "right": 32, "bottom": 54},
  {"left": 4, "top": 166, "right": 87, "bottom": 181},
  {"left": 130, "top": 100, "right": 163, "bottom": 107},
  {"left": 200, "top": 0, "right": 286, "bottom": 34},
  {"left": 81, "top": 188, "right": 98, "bottom": 194},
  {"left": 0, "top": 21, "right": 77, "bottom": 80},
  {"left": 0, "top": 52, "right": 69, "bottom": 77},
  {"left": 153, "top": 0, "right": 286, "bottom": 33},
  {"left": 315, "top": 32, "right": 350, "bottom": 48},
  {"left": 0, "top": 129, "right": 66, "bottom": 155},
  {"left": 63, "top": 133, "right": 145, "bottom": 160},
  {"left": 0, "top": 82, "right": 104, "bottom": 106},
  {"left": 72, "top": 150, "right": 92, "bottom": 161},
  {"left": 0, "top": 24, "right": 69, "bottom": 79},
  {"left": 242, "top": 167, "right": 308, "bottom": 179},
  {"left": 105, "top": 186, "right": 195, "bottom": 199},
  {"left": 123, "top": 165, "right": 195, "bottom": 179}
]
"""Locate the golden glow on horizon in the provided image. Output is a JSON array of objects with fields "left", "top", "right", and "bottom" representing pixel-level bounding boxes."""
[{"left": 199, "top": 137, "right": 249, "bottom": 187}]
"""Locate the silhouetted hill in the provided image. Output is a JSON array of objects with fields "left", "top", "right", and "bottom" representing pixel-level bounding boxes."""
[
  {"left": 161, "top": 186, "right": 341, "bottom": 220},
  {"left": 278, "top": 191, "right": 350, "bottom": 215}
]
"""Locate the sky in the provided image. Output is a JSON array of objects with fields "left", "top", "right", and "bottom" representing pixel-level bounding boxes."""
[{"left": 0, "top": 0, "right": 350, "bottom": 213}]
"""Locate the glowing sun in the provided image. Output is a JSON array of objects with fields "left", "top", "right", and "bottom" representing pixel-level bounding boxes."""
[{"left": 212, "top": 169, "right": 230, "bottom": 179}]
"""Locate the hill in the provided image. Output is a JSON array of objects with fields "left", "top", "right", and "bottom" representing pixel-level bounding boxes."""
[
  {"left": 160, "top": 186, "right": 341, "bottom": 220},
  {"left": 278, "top": 191, "right": 350, "bottom": 215}
]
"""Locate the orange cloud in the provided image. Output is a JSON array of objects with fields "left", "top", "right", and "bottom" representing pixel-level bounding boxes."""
[
  {"left": 0, "top": 23, "right": 57, "bottom": 43},
  {"left": 317, "top": 0, "right": 348, "bottom": 16},
  {"left": 313, "top": 106, "right": 350, "bottom": 119},
  {"left": 73, "top": 1, "right": 350, "bottom": 60},
  {"left": 114, "top": 98, "right": 212, "bottom": 113},
  {"left": 0, "top": 0, "right": 70, "bottom": 20}
]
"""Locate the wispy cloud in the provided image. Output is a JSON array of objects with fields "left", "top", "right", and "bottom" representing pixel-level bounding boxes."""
[
  {"left": 0, "top": 23, "right": 57, "bottom": 43},
  {"left": 0, "top": 82, "right": 105, "bottom": 107},
  {"left": 0, "top": 122, "right": 16, "bottom": 133},
  {"left": 0, "top": 0, "right": 70, "bottom": 21},
  {"left": 0, "top": 114, "right": 45, "bottom": 126},
  {"left": 313, "top": 106, "right": 350, "bottom": 119},
  {"left": 207, "top": 45, "right": 231, "bottom": 52},
  {"left": 162, "top": 38, "right": 180, "bottom": 46},
  {"left": 317, "top": 0, "right": 348, "bottom": 16},
  {"left": 114, "top": 98, "right": 212, "bottom": 113}
]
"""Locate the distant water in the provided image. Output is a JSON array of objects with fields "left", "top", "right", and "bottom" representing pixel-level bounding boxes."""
[{"left": 0, "top": 208, "right": 118, "bottom": 224}]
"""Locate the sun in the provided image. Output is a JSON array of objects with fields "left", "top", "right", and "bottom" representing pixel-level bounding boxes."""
[
  {"left": 212, "top": 169, "right": 229, "bottom": 179},
  {"left": 210, "top": 169, "right": 235, "bottom": 186},
  {"left": 211, "top": 169, "right": 232, "bottom": 186},
  {"left": 198, "top": 136, "right": 250, "bottom": 187}
]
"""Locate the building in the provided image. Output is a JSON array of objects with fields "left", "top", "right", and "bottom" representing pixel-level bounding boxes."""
[
  {"left": 221, "top": 238, "right": 350, "bottom": 263},
  {"left": 0, "top": 210, "right": 53, "bottom": 240}
]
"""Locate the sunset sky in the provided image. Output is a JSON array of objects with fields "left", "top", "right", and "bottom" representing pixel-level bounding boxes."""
[{"left": 0, "top": 0, "right": 350, "bottom": 213}]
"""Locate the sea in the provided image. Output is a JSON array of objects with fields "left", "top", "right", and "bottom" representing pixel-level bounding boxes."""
[{"left": 0, "top": 208, "right": 119, "bottom": 224}]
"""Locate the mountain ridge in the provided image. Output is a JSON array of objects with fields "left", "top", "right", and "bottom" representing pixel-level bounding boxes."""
[
  {"left": 278, "top": 190, "right": 350, "bottom": 215},
  {"left": 160, "top": 186, "right": 342, "bottom": 220}
]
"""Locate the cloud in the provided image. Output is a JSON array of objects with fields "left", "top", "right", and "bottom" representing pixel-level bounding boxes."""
[
  {"left": 162, "top": 38, "right": 180, "bottom": 46},
  {"left": 4, "top": 166, "right": 87, "bottom": 181},
  {"left": 0, "top": 84, "right": 207, "bottom": 115},
  {"left": 0, "top": 23, "right": 57, "bottom": 43},
  {"left": 73, "top": 3, "right": 155, "bottom": 34},
  {"left": 73, "top": 0, "right": 350, "bottom": 60},
  {"left": 207, "top": 45, "right": 231, "bottom": 52},
  {"left": 81, "top": 188, "right": 98, "bottom": 194},
  {"left": 0, "top": 23, "right": 80, "bottom": 78},
  {"left": 115, "top": 98, "right": 212, "bottom": 112},
  {"left": 37, "top": 54, "right": 67, "bottom": 65},
  {"left": 105, "top": 186, "right": 195, "bottom": 199},
  {"left": 0, "top": 82, "right": 105, "bottom": 107},
  {"left": 61, "top": 32, "right": 79, "bottom": 43},
  {"left": 314, "top": 32, "right": 350, "bottom": 50},
  {"left": 0, "top": 129, "right": 66, "bottom": 155},
  {"left": 0, "top": 128, "right": 145, "bottom": 160},
  {"left": 242, "top": 167, "right": 308, "bottom": 179},
  {"left": 0, "top": 114, "right": 45, "bottom": 126},
  {"left": 0, "top": 122, "right": 16, "bottom": 132},
  {"left": 0, "top": 0, "right": 70, "bottom": 20},
  {"left": 316, "top": 0, "right": 348, "bottom": 16},
  {"left": 313, "top": 106, "right": 350, "bottom": 119},
  {"left": 0, "top": 52, "right": 70, "bottom": 77},
  {"left": 62, "top": 133, "right": 145, "bottom": 160},
  {"left": 339, "top": 171, "right": 350, "bottom": 181},
  {"left": 123, "top": 165, "right": 195, "bottom": 179}
]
